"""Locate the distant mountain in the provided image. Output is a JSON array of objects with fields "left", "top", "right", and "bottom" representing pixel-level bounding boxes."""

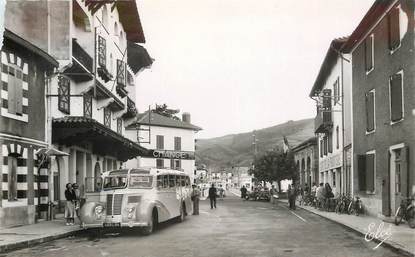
[{"left": 195, "top": 119, "right": 314, "bottom": 171}]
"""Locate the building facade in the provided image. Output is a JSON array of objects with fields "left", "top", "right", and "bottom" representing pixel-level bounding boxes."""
[
  {"left": 0, "top": 30, "right": 58, "bottom": 227},
  {"left": 4, "top": 0, "right": 152, "bottom": 213},
  {"left": 342, "top": 0, "right": 415, "bottom": 217},
  {"left": 292, "top": 137, "right": 319, "bottom": 188},
  {"left": 310, "top": 38, "right": 351, "bottom": 196},
  {"left": 125, "top": 112, "right": 201, "bottom": 182}
]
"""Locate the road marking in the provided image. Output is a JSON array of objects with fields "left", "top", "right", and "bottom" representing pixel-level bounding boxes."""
[{"left": 282, "top": 205, "right": 307, "bottom": 223}]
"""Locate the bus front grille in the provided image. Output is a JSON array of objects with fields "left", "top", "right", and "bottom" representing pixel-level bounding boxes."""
[
  {"left": 106, "top": 194, "right": 123, "bottom": 216},
  {"left": 113, "top": 194, "right": 123, "bottom": 215},
  {"left": 106, "top": 194, "right": 113, "bottom": 215}
]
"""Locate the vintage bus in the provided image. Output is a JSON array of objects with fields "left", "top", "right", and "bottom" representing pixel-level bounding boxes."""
[{"left": 80, "top": 168, "right": 193, "bottom": 234}]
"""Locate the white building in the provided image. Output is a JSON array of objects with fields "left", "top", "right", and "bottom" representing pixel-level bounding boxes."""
[
  {"left": 125, "top": 112, "right": 201, "bottom": 182},
  {"left": 309, "top": 37, "right": 352, "bottom": 196}
]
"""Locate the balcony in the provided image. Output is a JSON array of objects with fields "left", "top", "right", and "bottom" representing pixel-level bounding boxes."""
[
  {"left": 314, "top": 109, "right": 332, "bottom": 134},
  {"left": 65, "top": 39, "right": 93, "bottom": 82}
]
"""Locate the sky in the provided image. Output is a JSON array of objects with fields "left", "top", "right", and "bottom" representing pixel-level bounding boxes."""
[{"left": 135, "top": 0, "right": 374, "bottom": 139}]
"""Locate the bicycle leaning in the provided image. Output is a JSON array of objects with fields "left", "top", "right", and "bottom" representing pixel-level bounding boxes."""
[
  {"left": 335, "top": 194, "right": 352, "bottom": 214},
  {"left": 394, "top": 197, "right": 415, "bottom": 228},
  {"left": 348, "top": 195, "right": 364, "bottom": 216}
]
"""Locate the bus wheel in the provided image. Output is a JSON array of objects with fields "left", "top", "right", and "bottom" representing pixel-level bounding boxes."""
[
  {"left": 178, "top": 203, "right": 186, "bottom": 222},
  {"left": 142, "top": 209, "right": 158, "bottom": 236}
]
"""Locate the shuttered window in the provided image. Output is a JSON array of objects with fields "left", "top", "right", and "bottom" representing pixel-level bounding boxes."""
[
  {"left": 156, "top": 159, "right": 163, "bottom": 168},
  {"left": 174, "top": 137, "right": 181, "bottom": 151},
  {"left": 116, "top": 59, "right": 125, "bottom": 86},
  {"left": 320, "top": 140, "right": 323, "bottom": 157},
  {"left": 322, "top": 89, "right": 332, "bottom": 123},
  {"left": 117, "top": 118, "right": 122, "bottom": 134},
  {"left": 98, "top": 35, "right": 106, "bottom": 67},
  {"left": 58, "top": 76, "right": 70, "bottom": 114},
  {"left": 323, "top": 136, "right": 328, "bottom": 156},
  {"left": 333, "top": 78, "right": 340, "bottom": 105},
  {"left": 388, "top": 6, "right": 400, "bottom": 51},
  {"left": 390, "top": 72, "right": 403, "bottom": 122},
  {"left": 365, "top": 90, "right": 375, "bottom": 132},
  {"left": 7, "top": 64, "right": 23, "bottom": 116},
  {"left": 365, "top": 35, "right": 374, "bottom": 72},
  {"left": 83, "top": 94, "right": 92, "bottom": 118},
  {"left": 175, "top": 160, "right": 181, "bottom": 169},
  {"left": 366, "top": 154, "right": 375, "bottom": 192},
  {"left": 336, "top": 126, "right": 339, "bottom": 149},
  {"left": 328, "top": 132, "right": 333, "bottom": 153},
  {"left": 156, "top": 135, "right": 164, "bottom": 150},
  {"left": 104, "top": 107, "right": 111, "bottom": 128},
  {"left": 357, "top": 155, "right": 366, "bottom": 191}
]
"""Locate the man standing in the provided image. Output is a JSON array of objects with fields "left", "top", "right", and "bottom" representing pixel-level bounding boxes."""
[
  {"left": 208, "top": 184, "right": 217, "bottom": 209},
  {"left": 191, "top": 185, "right": 201, "bottom": 215},
  {"left": 240, "top": 185, "right": 247, "bottom": 199},
  {"left": 269, "top": 185, "right": 276, "bottom": 204},
  {"left": 287, "top": 184, "right": 296, "bottom": 210}
]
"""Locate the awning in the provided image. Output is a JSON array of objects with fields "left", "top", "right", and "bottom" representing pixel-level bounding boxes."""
[
  {"left": 52, "top": 116, "right": 149, "bottom": 161},
  {"left": 127, "top": 41, "right": 153, "bottom": 74}
]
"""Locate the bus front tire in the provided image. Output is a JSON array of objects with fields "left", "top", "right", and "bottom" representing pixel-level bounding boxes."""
[{"left": 142, "top": 209, "right": 158, "bottom": 235}]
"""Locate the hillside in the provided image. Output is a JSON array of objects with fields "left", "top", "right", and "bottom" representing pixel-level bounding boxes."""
[{"left": 195, "top": 118, "right": 314, "bottom": 171}]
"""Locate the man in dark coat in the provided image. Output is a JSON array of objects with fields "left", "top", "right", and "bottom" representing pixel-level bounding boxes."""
[
  {"left": 240, "top": 185, "right": 247, "bottom": 199},
  {"left": 208, "top": 184, "right": 217, "bottom": 209}
]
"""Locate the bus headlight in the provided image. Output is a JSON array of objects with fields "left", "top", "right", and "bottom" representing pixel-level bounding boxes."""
[
  {"left": 95, "top": 205, "right": 104, "bottom": 215},
  {"left": 127, "top": 207, "right": 135, "bottom": 213}
]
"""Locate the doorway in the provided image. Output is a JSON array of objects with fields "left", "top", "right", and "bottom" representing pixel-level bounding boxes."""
[{"left": 389, "top": 145, "right": 408, "bottom": 215}]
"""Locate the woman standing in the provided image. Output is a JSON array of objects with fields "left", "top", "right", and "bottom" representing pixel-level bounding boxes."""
[{"left": 64, "top": 183, "right": 76, "bottom": 225}]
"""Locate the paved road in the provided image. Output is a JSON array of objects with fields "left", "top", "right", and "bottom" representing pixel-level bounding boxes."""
[{"left": 4, "top": 194, "right": 403, "bottom": 257}]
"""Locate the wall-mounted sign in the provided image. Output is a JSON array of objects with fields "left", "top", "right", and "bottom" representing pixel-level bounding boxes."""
[{"left": 141, "top": 150, "right": 195, "bottom": 160}]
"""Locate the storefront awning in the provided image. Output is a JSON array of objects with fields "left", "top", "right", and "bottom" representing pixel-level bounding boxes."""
[
  {"left": 127, "top": 41, "right": 153, "bottom": 74},
  {"left": 52, "top": 116, "right": 149, "bottom": 161}
]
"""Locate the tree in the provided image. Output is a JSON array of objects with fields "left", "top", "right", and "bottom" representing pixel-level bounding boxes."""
[
  {"left": 249, "top": 149, "right": 298, "bottom": 193},
  {"left": 152, "top": 104, "right": 180, "bottom": 120}
]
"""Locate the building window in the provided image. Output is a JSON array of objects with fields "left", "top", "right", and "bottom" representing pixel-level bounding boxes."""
[
  {"left": 388, "top": 5, "right": 400, "bottom": 51},
  {"left": 104, "top": 107, "right": 111, "bottom": 128},
  {"left": 98, "top": 35, "right": 106, "bottom": 68},
  {"left": 174, "top": 137, "right": 181, "bottom": 151},
  {"left": 175, "top": 160, "right": 181, "bottom": 169},
  {"left": 389, "top": 71, "right": 403, "bottom": 123},
  {"left": 58, "top": 76, "right": 70, "bottom": 114},
  {"left": 117, "top": 118, "right": 122, "bottom": 134},
  {"left": 156, "top": 159, "right": 163, "bottom": 168},
  {"left": 333, "top": 78, "right": 340, "bottom": 105},
  {"left": 394, "top": 149, "right": 401, "bottom": 194},
  {"left": 7, "top": 155, "right": 18, "bottom": 201},
  {"left": 156, "top": 135, "right": 164, "bottom": 150},
  {"left": 5, "top": 63, "right": 23, "bottom": 116},
  {"left": 323, "top": 136, "right": 328, "bottom": 156},
  {"left": 328, "top": 132, "right": 333, "bottom": 153},
  {"left": 336, "top": 126, "right": 339, "bottom": 149},
  {"left": 365, "top": 90, "right": 375, "bottom": 132},
  {"left": 116, "top": 60, "right": 125, "bottom": 86},
  {"left": 364, "top": 34, "right": 374, "bottom": 73},
  {"left": 83, "top": 94, "right": 92, "bottom": 118},
  {"left": 357, "top": 152, "right": 375, "bottom": 193},
  {"left": 320, "top": 140, "right": 323, "bottom": 158},
  {"left": 332, "top": 171, "right": 336, "bottom": 187}
]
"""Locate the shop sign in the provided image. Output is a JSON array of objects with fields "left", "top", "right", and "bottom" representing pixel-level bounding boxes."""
[{"left": 143, "top": 150, "right": 195, "bottom": 160}]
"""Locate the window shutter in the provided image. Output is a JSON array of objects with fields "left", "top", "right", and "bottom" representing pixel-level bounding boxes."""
[
  {"left": 388, "top": 6, "right": 400, "bottom": 50},
  {"left": 157, "top": 135, "right": 164, "bottom": 150},
  {"left": 170, "top": 159, "right": 174, "bottom": 169},
  {"left": 390, "top": 73, "right": 403, "bottom": 122},
  {"left": 365, "top": 91, "right": 375, "bottom": 131},
  {"left": 366, "top": 154, "right": 375, "bottom": 192},
  {"left": 175, "top": 137, "right": 181, "bottom": 151},
  {"left": 357, "top": 155, "right": 366, "bottom": 191},
  {"left": 98, "top": 36, "right": 106, "bottom": 67},
  {"left": 328, "top": 133, "right": 333, "bottom": 153},
  {"left": 7, "top": 73, "right": 17, "bottom": 114},
  {"left": 320, "top": 140, "right": 323, "bottom": 157},
  {"left": 15, "top": 75, "right": 23, "bottom": 115},
  {"left": 117, "top": 60, "right": 125, "bottom": 86},
  {"left": 322, "top": 89, "right": 332, "bottom": 123},
  {"left": 365, "top": 36, "right": 373, "bottom": 71}
]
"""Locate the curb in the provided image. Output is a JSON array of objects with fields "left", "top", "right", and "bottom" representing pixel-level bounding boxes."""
[
  {"left": 276, "top": 200, "right": 414, "bottom": 257},
  {"left": 0, "top": 228, "right": 82, "bottom": 254}
]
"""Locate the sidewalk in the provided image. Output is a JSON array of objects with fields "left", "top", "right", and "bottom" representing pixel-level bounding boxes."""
[
  {"left": 0, "top": 216, "right": 82, "bottom": 253},
  {"left": 278, "top": 199, "right": 415, "bottom": 256}
]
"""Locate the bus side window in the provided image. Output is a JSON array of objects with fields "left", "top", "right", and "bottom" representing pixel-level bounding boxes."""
[
  {"left": 169, "top": 175, "right": 176, "bottom": 188},
  {"left": 181, "top": 176, "right": 186, "bottom": 187},
  {"left": 157, "top": 175, "right": 163, "bottom": 189},
  {"left": 163, "top": 175, "right": 169, "bottom": 189},
  {"left": 186, "top": 176, "right": 190, "bottom": 187}
]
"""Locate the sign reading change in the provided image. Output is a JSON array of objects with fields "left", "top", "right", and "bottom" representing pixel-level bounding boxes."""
[{"left": 143, "top": 150, "right": 195, "bottom": 160}]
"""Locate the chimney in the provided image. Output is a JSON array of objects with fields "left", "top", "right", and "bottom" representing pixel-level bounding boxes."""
[{"left": 182, "top": 112, "right": 191, "bottom": 123}]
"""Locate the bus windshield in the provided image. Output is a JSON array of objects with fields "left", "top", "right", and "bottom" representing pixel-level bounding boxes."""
[
  {"left": 129, "top": 175, "right": 153, "bottom": 189},
  {"left": 103, "top": 176, "right": 127, "bottom": 190}
]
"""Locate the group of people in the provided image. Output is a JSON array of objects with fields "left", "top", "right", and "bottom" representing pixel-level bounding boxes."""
[
  {"left": 64, "top": 182, "right": 82, "bottom": 226},
  {"left": 288, "top": 182, "right": 334, "bottom": 210}
]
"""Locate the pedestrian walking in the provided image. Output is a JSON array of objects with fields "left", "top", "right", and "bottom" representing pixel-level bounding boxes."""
[
  {"left": 64, "top": 183, "right": 76, "bottom": 225},
  {"left": 191, "top": 185, "right": 201, "bottom": 215},
  {"left": 208, "top": 184, "right": 217, "bottom": 209},
  {"left": 287, "top": 184, "right": 296, "bottom": 210},
  {"left": 240, "top": 185, "right": 247, "bottom": 199},
  {"left": 269, "top": 185, "right": 276, "bottom": 204}
]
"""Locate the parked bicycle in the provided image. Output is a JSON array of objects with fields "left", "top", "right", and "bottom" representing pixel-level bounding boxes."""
[
  {"left": 335, "top": 194, "right": 352, "bottom": 214},
  {"left": 394, "top": 197, "right": 415, "bottom": 228},
  {"left": 348, "top": 196, "right": 363, "bottom": 216}
]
